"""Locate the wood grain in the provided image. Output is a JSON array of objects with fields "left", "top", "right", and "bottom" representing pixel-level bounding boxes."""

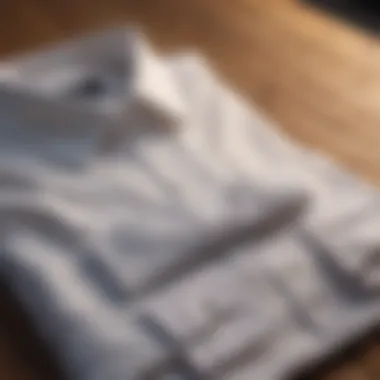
[{"left": 0, "top": 0, "right": 379, "bottom": 379}]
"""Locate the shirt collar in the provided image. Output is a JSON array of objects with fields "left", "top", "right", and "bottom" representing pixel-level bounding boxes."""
[{"left": 0, "top": 28, "right": 187, "bottom": 168}]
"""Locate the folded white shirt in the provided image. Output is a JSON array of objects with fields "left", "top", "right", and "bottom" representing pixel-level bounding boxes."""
[{"left": 0, "top": 27, "right": 379, "bottom": 380}]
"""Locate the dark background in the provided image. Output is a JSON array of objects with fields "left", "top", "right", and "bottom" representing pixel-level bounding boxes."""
[{"left": 305, "top": 0, "right": 380, "bottom": 33}]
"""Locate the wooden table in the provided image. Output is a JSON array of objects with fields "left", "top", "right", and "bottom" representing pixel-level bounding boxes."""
[{"left": 0, "top": 0, "right": 379, "bottom": 379}]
